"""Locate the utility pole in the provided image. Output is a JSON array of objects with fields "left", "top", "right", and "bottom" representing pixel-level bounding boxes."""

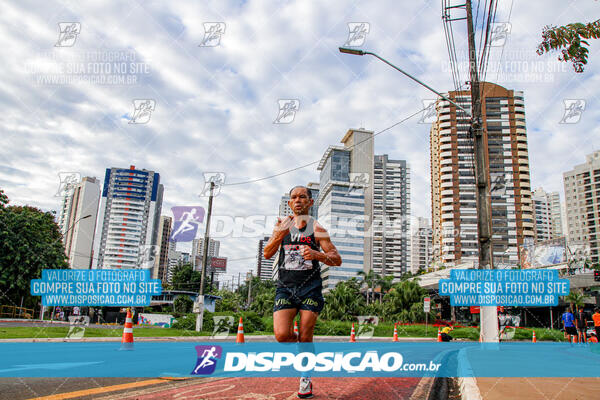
[
  {"left": 196, "top": 182, "right": 215, "bottom": 332},
  {"left": 465, "top": 0, "right": 499, "bottom": 342},
  {"left": 247, "top": 271, "right": 253, "bottom": 308}
]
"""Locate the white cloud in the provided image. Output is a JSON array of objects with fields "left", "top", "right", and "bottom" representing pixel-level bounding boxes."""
[{"left": 1, "top": 0, "right": 599, "bottom": 279}]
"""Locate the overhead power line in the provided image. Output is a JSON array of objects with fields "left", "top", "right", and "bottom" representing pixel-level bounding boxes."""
[{"left": 223, "top": 106, "right": 429, "bottom": 187}]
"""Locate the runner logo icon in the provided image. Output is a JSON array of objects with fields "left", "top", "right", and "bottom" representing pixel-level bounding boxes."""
[{"left": 192, "top": 345, "right": 223, "bottom": 375}]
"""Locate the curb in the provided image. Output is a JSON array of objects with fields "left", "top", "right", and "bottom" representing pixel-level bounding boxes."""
[
  {"left": 0, "top": 335, "right": 439, "bottom": 343},
  {"left": 409, "top": 377, "right": 435, "bottom": 400},
  {"left": 457, "top": 348, "right": 482, "bottom": 400}
]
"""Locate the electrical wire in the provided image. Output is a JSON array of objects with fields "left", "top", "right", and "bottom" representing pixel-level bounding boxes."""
[{"left": 223, "top": 106, "right": 430, "bottom": 187}]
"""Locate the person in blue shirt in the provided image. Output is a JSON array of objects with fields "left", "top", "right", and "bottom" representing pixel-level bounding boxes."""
[{"left": 562, "top": 307, "right": 577, "bottom": 342}]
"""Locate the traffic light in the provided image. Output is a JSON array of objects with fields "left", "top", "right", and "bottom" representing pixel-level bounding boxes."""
[{"left": 594, "top": 270, "right": 600, "bottom": 282}]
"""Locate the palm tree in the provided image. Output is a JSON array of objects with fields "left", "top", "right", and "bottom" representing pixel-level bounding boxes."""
[
  {"left": 377, "top": 275, "right": 395, "bottom": 304},
  {"left": 358, "top": 270, "right": 381, "bottom": 305},
  {"left": 321, "top": 281, "right": 366, "bottom": 320},
  {"left": 565, "top": 289, "right": 585, "bottom": 313},
  {"left": 383, "top": 280, "right": 429, "bottom": 321}
]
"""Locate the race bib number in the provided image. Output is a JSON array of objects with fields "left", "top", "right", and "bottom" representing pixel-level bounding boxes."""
[{"left": 283, "top": 244, "right": 313, "bottom": 271}]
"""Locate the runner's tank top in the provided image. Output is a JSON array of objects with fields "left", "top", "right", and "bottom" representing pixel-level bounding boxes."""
[{"left": 277, "top": 217, "right": 322, "bottom": 288}]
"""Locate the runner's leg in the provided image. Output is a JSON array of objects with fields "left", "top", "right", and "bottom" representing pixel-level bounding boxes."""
[
  {"left": 298, "top": 310, "right": 318, "bottom": 342},
  {"left": 273, "top": 308, "right": 298, "bottom": 342}
]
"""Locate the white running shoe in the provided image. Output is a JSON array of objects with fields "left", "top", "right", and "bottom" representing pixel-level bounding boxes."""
[{"left": 297, "top": 377, "right": 313, "bottom": 398}]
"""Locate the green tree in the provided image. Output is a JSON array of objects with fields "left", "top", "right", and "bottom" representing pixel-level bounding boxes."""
[
  {"left": 377, "top": 275, "right": 395, "bottom": 304},
  {"left": 171, "top": 263, "right": 202, "bottom": 292},
  {"left": 383, "top": 280, "right": 434, "bottom": 323},
  {"left": 249, "top": 289, "right": 275, "bottom": 316},
  {"left": 537, "top": 19, "right": 600, "bottom": 73},
  {"left": 0, "top": 192, "right": 68, "bottom": 308},
  {"left": 358, "top": 270, "right": 381, "bottom": 305},
  {"left": 0, "top": 189, "right": 8, "bottom": 207},
  {"left": 321, "top": 279, "right": 366, "bottom": 321},
  {"left": 237, "top": 275, "right": 276, "bottom": 309},
  {"left": 564, "top": 289, "right": 585, "bottom": 313},
  {"left": 214, "top": 289, "right": 244, "bottom": 312},
  {"left": 173, "top": 295, "right": 193, "bottom": 313}
]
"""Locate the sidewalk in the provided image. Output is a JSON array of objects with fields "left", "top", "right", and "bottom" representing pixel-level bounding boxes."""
[
  {"left": 0, "top": 335, "right": 438, "bottom": 342},
  {"left": 470, "top": 378, "right": 600, "bottom": 400}
]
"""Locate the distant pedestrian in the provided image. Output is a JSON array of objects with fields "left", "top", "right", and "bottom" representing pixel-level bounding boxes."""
[
  {"left": 575, "top": 308, "right": 587, "bottom": 343},
  {"left": 592, "top": 308, "right": 600, "bottom": 339},
  {"left": 441, "top": 326, "right": 453, "bottom": 342},
  {"left": 561, "top": 307, "right": 577, "bottom": 342},
  {"left": 73, "top": 306, "right": 80, "bottom": 316}
]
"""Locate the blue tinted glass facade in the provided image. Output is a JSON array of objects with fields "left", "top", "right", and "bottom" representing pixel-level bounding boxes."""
[{"left": 320, "top": 149, "right": 350, "bottom": 189}]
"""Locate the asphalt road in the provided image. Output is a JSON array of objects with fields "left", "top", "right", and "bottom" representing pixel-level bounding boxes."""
[{"left": 0, "top": 376, "right": 426, "bottom": 400}]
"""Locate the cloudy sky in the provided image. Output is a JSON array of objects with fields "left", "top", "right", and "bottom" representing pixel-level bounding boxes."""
[{"left": 1, "top": 0, "right": 599, "bottom": 283}]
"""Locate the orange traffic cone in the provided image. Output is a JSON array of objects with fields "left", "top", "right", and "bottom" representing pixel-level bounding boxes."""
[
  {"left": 437, "top": 328, "right": 442, "bottom": 342},
  {"left": 236, "top": 317, "right": 245, "bottom": 343},
  {"left": 349, "top": 323, "right": 356, "bottom": 342},
  {"left": 532, "top": 330, "right": 537, "bottom": 343},
  {"left": 294, "top": 320, "right": 299, "bottom": 336},
  {"left": 393, "top": 323, "right": 399, "bottom": 342},
  {"left": 120, "top": 308, "right": 134, "bottom": 350}
]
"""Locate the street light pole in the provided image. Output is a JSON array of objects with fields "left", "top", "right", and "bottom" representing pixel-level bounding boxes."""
[
  {"left": 339, "top": 29, "right": 499, "bottom": 342},
  {"left": 338, "top": 47, "right": 471, "bottom": 116},
  {"left": 196, "top": 182, "right": 215, "bottom": 332}
]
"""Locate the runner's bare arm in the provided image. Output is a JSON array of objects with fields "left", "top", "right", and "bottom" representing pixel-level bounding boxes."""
[
  {"left": 263, "top": 216, "right": 294, "bottom": 259},
  {"left": 301, "top": 221, "right": 341, "bottom": 266}
]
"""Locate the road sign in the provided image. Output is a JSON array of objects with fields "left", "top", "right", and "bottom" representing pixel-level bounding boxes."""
[
  {"left": 423, "top": 297, "right": 430, "bottom": 313},
  {"left": 210, "top": 257, "right": 227, "bottom": 272}
]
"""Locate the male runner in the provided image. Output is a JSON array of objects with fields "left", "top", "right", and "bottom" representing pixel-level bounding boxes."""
[{"left": 264, "top": 185, "right": 341, "bottom": 399}]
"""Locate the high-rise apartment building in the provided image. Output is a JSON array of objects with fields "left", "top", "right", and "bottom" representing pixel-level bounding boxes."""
[
  {"left": 532, "top": 188, "right": 563, "bottom": 242},
  {"left": 191, "top": 238, "right": 220, "bottom": 270},
  {"left": 153, "top": 216, "right": 172, "bottom": 283},
  {"left": 58, "top": 176, "right": 100, "bottom": 269},
  {"left": 92, "top": 165, "right": 163, "bottom": 269},
  {"left": 430, "top": 83, "right": 534, "bottom": 267},
  {"left": 256, "top": 236, "right": 274, "bottom": 281},
  {"left": 410, "top": 217, "right": 432, "bottom": 274},
  {"left": 532, "top": 188, "right": 552, "bottom": 242},
  {"left": 279, "top": 194, "right": 292, "bottom": 216},
  {"left": 373, "top": 155, "right": 411, "bottom": 278},
  {"left": 563, "top": 150, "right": 600, "bottom": 263}
]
